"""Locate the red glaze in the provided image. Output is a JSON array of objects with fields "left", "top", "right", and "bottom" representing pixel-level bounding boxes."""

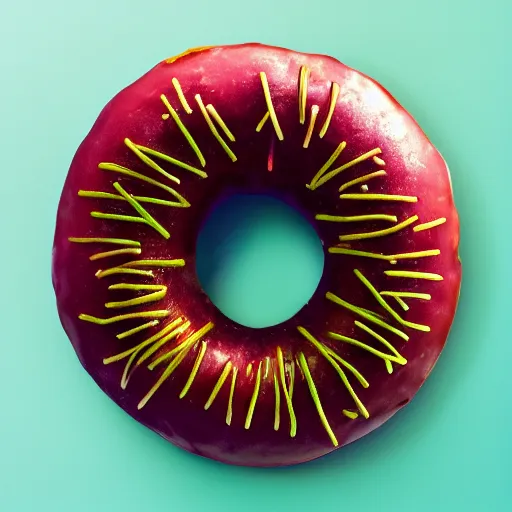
[{"left": 52, "top": 44, "right": 461, "bottom": 466}]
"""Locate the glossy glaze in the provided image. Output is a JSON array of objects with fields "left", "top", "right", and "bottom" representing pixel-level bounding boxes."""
[{"left": 52, "top": 43, "right": 461, "bottom": 466}]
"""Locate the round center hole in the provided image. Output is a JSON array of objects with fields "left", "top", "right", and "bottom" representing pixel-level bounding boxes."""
[{"left": 196, "top": 194, "right": 325, "bottom": 328}]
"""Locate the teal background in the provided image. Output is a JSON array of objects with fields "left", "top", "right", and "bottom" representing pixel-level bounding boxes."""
[
  {"left": 1, "top": 0, "right": 510, "bottom": 510},
  {"left": 196, "top": 194, "right": 325, "bottom": 328}
]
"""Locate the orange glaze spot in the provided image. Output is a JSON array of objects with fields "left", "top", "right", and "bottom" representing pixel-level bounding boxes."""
[{"left": 165, "top": 46, "right": 216, "bottom": 64}]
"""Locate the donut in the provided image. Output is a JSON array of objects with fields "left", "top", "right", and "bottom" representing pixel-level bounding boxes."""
[{"left": 52, "top": 43, "right": 461, "bottom": 467}]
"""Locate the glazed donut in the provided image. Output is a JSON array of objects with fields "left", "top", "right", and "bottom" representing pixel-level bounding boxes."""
[{"left": 52, "top": 43, "right": 461, "bottom": 467}]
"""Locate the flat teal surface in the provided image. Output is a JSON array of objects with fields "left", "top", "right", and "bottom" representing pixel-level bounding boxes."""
[
  {"left": 1, "top": 1, "right": 510, "bottom": 511},
  {"left": 196, "top": 194, "right": 325, "bottom": 328}
]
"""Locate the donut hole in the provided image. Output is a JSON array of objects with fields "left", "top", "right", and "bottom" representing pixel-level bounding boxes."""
[{"left": 195, "top": 193, "right": 325, "bottom": 328}]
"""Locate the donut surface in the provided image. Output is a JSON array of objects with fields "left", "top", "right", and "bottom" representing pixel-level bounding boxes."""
[{"left": 52, "top": 43, "right": 461, "bottom": 467}]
